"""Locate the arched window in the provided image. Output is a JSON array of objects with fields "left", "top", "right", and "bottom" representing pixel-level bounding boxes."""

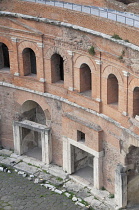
[
  {"left": 80, "top": 64, "right": 91, "bottom": 96},
  {"left": 107, "top": 74, "right": 118, "bottom": 105},
  {"left": 0, "top": 43, "right": 10, "bottom": 70},
  {"left": 22, "top": 48, "right": 36, "bottom": 76},
  {"left": 51, "top": 53, "right": 64, "bottom": 83},
  {"left": 133, "top": 87, "right": 139, "bottom": 117}
]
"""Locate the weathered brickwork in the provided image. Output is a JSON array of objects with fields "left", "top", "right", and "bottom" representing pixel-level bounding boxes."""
[{"left": 1, "top": 1, "right": 139, "bottom": 208}]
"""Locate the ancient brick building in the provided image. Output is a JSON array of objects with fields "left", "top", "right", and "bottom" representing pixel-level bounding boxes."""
[{"left": 1, "top": 0, "right": 139, "bottom": 208}]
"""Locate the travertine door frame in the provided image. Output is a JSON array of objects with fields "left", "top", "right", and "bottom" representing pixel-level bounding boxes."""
[
  {"left": 63, "top": 136, "right": 103, "bottom": 189},
  {"left": 13, "top": 120, "right": 52, "bottom": 165}
]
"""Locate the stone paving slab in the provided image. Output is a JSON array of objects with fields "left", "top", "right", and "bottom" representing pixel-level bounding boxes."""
[
  {"left": 1, "top": 157, "right": 20, "bottom": 166},
  {"left": 14, "top": 161, "right": 40, "bottom": 174},
  {"left": 63, "top": 180, "right": 85, "bottom": 192},
  {"left": 0, "top": 149, "right": 13, "bottom": 156},
  {"left": 47, "top": 164, "right": 68, "bottom": 179},
  {"left": 37, "top": 171, "right": 53, "bottom": 180},
  {"left": 0, "top": 156, "right": 5, "bottom": 162},
  {"left": 22, "top": 156, "right": 45, "bottom": 168}
]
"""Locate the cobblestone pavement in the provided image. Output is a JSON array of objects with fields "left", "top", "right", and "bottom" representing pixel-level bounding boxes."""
[{"left": 0, "top": 171, "right": 82, "bottom": 210}]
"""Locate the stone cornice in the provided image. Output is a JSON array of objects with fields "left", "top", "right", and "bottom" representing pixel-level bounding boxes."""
[
  {"left": 0, "top": 11, "right": 139, "bottom": 52},
  {"left": 1, "top": 81, "right": 139, "bottom": 142}
]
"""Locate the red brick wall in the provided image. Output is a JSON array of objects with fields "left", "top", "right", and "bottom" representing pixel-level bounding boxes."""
[{"left": 3, "top": 1, "right": 139, "bottom": 46}]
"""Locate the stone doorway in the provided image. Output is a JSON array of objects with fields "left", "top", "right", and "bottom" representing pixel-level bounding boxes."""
[
  {"left": 13, "top": 120, "right": 52, "bottom": 164},
  {"left": 63, "top": 137, "right": 103, "bottom": 189},
  {"left": 22, "top": 127, "right": 42, "bottom": 161},
  {"left": 13, "top": 100, "right": 52, "bottom": 164},
  {"left": 71, "top": 145, "right": 94, "bottom": 185}
]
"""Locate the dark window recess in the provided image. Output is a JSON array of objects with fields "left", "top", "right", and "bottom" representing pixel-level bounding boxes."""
[
  {"left": 30, "top": 49, "right": 36, "bottom": 74},
  {"left": 23, "top": 48, "right": 36, "bottom": 76},
  {"left": 0, "top": 43, "right": 10, "bottom": 69},
  {"left": 51, "top": 54, "right": 64, "bottom": 82},
  {"left": 133, "top": 87, "right": 139, "bottom": 117},
  {"left": 77, "top": 130, "right": 85, "bottom": 142},
  {"left": 60, "top": 56, "right": 64, "bottom": 80},
  {"left": 2, "top": 44, "right": 10, "bottom": 68}
]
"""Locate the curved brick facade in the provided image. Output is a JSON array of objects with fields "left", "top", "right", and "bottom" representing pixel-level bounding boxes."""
[{"left": 1, "top": 1, "right": 139, "bottom": 208}]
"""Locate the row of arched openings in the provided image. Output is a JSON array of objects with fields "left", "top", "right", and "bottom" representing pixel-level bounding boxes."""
[{"left": 0, "top": 42, "right": 139, "bottom": 117}]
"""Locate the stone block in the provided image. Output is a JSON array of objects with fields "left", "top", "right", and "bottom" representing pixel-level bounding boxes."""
[
  {"left": 0, "top": 149, "right": 13, "bottom": 156},
  {"left": 48, "top": 164, "right": 68, "bottom": 179},
  {"left": 15, "top": 162, "right": 39, "bottom": 174},
  {"left": 72, "top": 196, "right": 78, "bottom": 202},
  {"left": 54, "top": 189, "right": 63, "bottom": 194}
]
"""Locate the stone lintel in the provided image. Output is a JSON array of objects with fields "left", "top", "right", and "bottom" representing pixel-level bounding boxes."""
[{"left": 14, "top": 120, "right": 50, "bottom": 132}]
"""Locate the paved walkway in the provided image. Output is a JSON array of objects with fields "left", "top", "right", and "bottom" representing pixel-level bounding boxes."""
[
  {"left": 0, "top": 171, "right": 82, "bottom": 210},
  {"left": 0, "top": 149, "right": 115, "bottom": 210}
]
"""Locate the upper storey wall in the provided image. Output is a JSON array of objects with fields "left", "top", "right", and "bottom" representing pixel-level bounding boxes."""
[{"left": 2, "top": 0, "right": 139, "bottom": 46}]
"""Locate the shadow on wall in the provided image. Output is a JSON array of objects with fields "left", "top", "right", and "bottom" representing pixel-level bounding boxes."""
[
  {"left": 126, "top": 145, "right": 139, "bottom": 206},
  {"left": 116, "top": 0, "right": 139, "bottom": 4}
]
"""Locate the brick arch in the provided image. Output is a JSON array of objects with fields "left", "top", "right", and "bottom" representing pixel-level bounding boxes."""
[
  {"left": 18, "top": 41, "right": 40, "bottom": 57},
  {"left": 46, "top": 46, "right": 68, "bottom": 61},
  {"left": 102, "top": 65, "right": 123, "bottom": 86},
  {"left": 18, "top": 41, "right": 40, "bottom": 76},
  {"left": 129, "top": 77, "right": 139, "bottom": 91},
  {"left": 0, "top": 36, "right": 13, "bottom": 51},
  {"left": 20, "top": 97, "right": 51, "bottom": 118},
  {"left": 74, "top": 55, "right": 96, "bottom": 73}
]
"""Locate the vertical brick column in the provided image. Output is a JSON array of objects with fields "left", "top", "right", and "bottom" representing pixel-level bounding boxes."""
[
  {"left": 11, "top": 37, "right": 19, "bottom": 76},
  {"left": 93, "top": 60, "right": 103, "bottom": 102},
  {"left": 37, "top": 42, "right": 45, "bottom": 82},
  {"left": 122, "top": 71, "right": 130, "bottom": 116},
  {"left": 66, "top": 50, "right": 74, "bottom": 91}
]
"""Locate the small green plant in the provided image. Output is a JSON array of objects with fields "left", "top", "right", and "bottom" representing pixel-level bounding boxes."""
[
  {"left": 109, "top": 193, "right": 114, "bottom": 198},
  {"left": 42, "top": 169, "right": 49, "bottom": 174},
  {"left": 118, "top": 55, "right": 123, "bottom": 60},
  {"left": 80, "top": 199, "right": 89, "bottom": 206},
  {"left": 56, "top": 177, "right": 63, "bottom": 182},
  {"left": 88, "top": 207, "right": 95, "bottom": 210},
  {"left": 112, "top": 34, "right": 122, "bottom": 40},
  {"left": 118, "top": 50, "right": 125, "bottom": 61},
  {"left": 27, "top": 163, "right": 40, "bottom": 168},
  {"left": 94, "top": 196, "right": 98, "bottom": 200},
  {"left": 0, "top": 163, "right": 7, "bottom": 169},
  {"left": 28, "top": 163, "right": 32, "bottom": 166},
  {"left": 88, "top": 46, "right": 95, "bottom": 56},
  {"left": 40, "top": 194, "right": 47, "bottom": 198},
  {"left": 66, "top": 191, "right": 75, "bottom": 199},
  {"left": 101, "top": 186, "right": 106, "bottom": 191}
]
